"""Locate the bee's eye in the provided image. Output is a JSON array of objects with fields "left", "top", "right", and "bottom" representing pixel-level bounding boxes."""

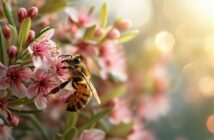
[{"left": 73, "top": 57, "right": 81, "bottom": 64}]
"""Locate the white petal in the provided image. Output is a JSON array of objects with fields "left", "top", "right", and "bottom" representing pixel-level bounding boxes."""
[
  {"left": 11, "top": 83, "right": 27, "bottom": 98},
  {"left": 34, "top": 95, "right": 47, "bottom": 109},
  {"left": 80, "top": 129, "right": 106, "bottom": 140},
  {"left": 33, "top": 56, "right": 43, "bottom": 68},
  {"left": 27, "top": 84, "right": 38, "bottom": 99},
  {"left": 65, "top": 7, "right": 78, "bottom": 23}
]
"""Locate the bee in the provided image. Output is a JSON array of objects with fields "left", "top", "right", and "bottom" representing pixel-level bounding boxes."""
[{"left": 49, "top": 54, "right": 101, "bottom": 111}]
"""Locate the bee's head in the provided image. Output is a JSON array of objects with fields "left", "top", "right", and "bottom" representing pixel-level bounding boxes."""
[{"left": 62, "top": 55, "right": 84, "bottom": 65}]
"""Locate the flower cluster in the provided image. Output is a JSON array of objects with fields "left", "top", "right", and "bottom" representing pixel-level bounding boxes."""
[{"left": 0, "top": 1, "right": 170, "bottom": 140}]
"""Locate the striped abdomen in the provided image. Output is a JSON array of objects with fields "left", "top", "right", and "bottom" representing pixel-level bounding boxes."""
[{"left": 66, "top": 77, "right": 92, "bottom": 112}]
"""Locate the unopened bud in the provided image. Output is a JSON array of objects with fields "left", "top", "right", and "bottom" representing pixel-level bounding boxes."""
[
  {"left": 0, "top": 6, "right": 3, "bottom": 15},
  {"left": 17, "top": 8, "right": 27, "bottom": 23},
  {"left": 27, "top": 30, "right": 35, "bottom": 43},
  {"left": 114, "top": 18, "right": 132, "bottom": 31},
  {"left": 106, "top": 99, "right": 116, "bottom": 108},
  {"left": 27, "top": 7, "right": 38, "bottom": 20},
  {"left": 7, "top": 114, "right": 20, "bottom": 127},
  {"left": 2, "top": 25, "right": 11, "bottom": 39},
  {"left": 7, "top": 45, "right": 17, "bottom": 59},
  {"left": 107, "top": 28, "right": 120, "bottom": 40},
  {"left": 70, "top": 24, "right": 78, "bottom": 34},
  {"left": 94, "top": 28, "right": 104, "bottom": 37}
]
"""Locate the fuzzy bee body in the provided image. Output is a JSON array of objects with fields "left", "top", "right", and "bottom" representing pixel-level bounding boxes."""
[
  {"left": 49, "top": 54, "right": 101, "bottom": 112},
  {"left": 66, "top": 76, "right": 92, "bottom": 111}
]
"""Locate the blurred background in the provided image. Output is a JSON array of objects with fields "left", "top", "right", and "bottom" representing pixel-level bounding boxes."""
[
  {"left": 81, "top": 0, "right": 214, "bottom": 139},
  {"left": 4, "top": 0, "right": 214, "bottom": 139}
]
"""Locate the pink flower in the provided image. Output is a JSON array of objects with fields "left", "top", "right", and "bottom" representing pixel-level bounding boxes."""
[
  {"left": 151, "top": 64, "right": 169, "bottom": 94},
  {"left": 137, "top": 95, "right": 170, "bottom": 121},
  {"left": 77, "top": 129, "right": 105, "bottom": 140},
  {"left": 28, "top": 29, "right": 56, "bottom": 68},
  {"left": 99, "top": 44, "right": 127, "bottom": 81},
  {"left": 0, "top": 64, "right": 32, "bottom": 98},
  {"left": 52, "top": 56, "right": 70, "bottom": 81},
  {"left": 65, "top": 7, "right": 96, "bottom": 27},
  {"left": 27, "top": 69, "right": 58, "bottom": 109},
  {"left": 0, "top": 119, "right": 12, "bottom": 140},
  {"left": 71, "top": 39, "right": 98, "bottom": 57},
  {"left": 67, "top": 39, "right": 98, "bottom": 66},
  {"left": 109, "top": 98, "right": 132, "bottom": 124},
  {"left": 127, "top": 119, "right": 155, "bottom": 140},
  {"left": 128, "top": 128, "right": 155, "bottom": 140}
]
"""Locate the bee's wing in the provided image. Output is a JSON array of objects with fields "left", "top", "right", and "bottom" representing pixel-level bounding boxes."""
[{"left": 81, "top": 73, "right": 101, "bottom": 104}]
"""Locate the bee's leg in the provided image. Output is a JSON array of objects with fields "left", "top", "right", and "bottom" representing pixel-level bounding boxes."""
[
  {"left": 48, "top": 80, "right": 70, "bottom": 95},
  {"left": 61, "top": 66, "right": 73, "bottom": 69}
]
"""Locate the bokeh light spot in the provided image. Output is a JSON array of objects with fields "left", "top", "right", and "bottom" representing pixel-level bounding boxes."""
[{"left": 155, "top": 31, "right": 175, "bottom": 52}]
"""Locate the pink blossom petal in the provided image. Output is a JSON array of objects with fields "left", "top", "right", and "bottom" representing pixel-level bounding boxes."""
[
  {"left": 41, "top": 28, "right": 54, "bottom": 39},
  {"left": 34, "top": 69, "right": 45, "bottom": 80},
  {"left": 0, "top": 79, "right": 9, "bottom": 90},
  {"left": 33, "top": 56, "right": 43, "bottom": 68},
  {"left": 79, "top": 129, "right": 105, "bottom": 140},
  {"left": 27, "top": 84, "right": 38, "bottom": 98},
  {"left": 42, "top": 56, "right": 52, "bottom": 70},
  {"left": 20, "top": 68, "right": 33, "bottom": 81},
  {"left": 34, "top": 95, "right": 47, "bottom": 109},
  {"left": 11, "top": 83, "right": 27, "bottom": 98},
  {"left": 48, "top": 40, "right": 56, "bottom": 48},
  {"left": 0, "top": 63, "right": 7, "bottom": 78},
  {"left": 65, "top": 7, "right": 78, "bottom": 22}
]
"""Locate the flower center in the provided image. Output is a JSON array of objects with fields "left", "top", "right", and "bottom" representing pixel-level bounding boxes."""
[
  {"left": 39, "top": 80, "right": 47, "bottom": 87},
  {"left": 8, "top": 72, "right": 19, "bottom": 82}
]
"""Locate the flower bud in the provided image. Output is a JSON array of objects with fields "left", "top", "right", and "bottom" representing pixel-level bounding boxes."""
[
  {"left": 2, "top": 25, "right": 11, "bottom": 39},
  {"left": 0, "top": 6, "right": 3, "bottom": 15},
  {"left": 17, "top": 8, "right": 27, "bottom": 23},
  {"left": 7, "top": 114, "right": 20, "bottom": 127},
  {"left": 114, "top": 18, "right": 132, "bottom": 31},
  {"left": 27, "top": 30, "right": 35, "bottom": 43},
  {"left": 0, "top": 97, "right": 7, "bottom": 110},
  {"left": 27, "top": 7, "right": 38, "bottom": 20},
  {"left": 107, "top": 28, "right": 120, "bottom": 40},
  {"left": 94, "top": 28, "right": 104, "bottom": 37},
  {"left": 7, "top": 45, "right": 17, "bottom": 59}
]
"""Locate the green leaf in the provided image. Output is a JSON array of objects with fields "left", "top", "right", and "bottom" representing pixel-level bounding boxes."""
[
  {"left": 30, "top": 115, "right": 49, "bottom": 140},
  {"left": 8, "top": 25, "right": 18, "bottom": 45},
  {"left": 64, "top": 127, "right": 78, "bottom": 140},
  {"left": 34, "top": 27, "right": 52, "bottom": 41},
  {"left": 99, "top": 3, "right": 108, "bottom": 28},
  {"left": 83, "top": 25, "right": 97, "bottom": 40},
  {"left": 64, "top": 112, "right": 77, "bottom": 132},
  {"left": 61, "top": 112, "right": 78, "bottom": 140},
  {"left": 3, "top": 2, "right": 15, "bottom": 27},
  {"left": 88, "top": 6, "right": 96, "bottom": 15},
  {"left": 101, "top": 86, "right": 126, "bottom": 104},
  {"left": 18, "top": 17, "right": 31, "bottom": 49},
  {"left": 39, "top": 0, "right": 68, "bottom": 15},
  {"left": 8, "top": 107, "right": 43, "bottom": 114},
  {"left": 118, "top": 30, "right": 139, "bottom": 44},
  {"left": 109, "top": 122, "right": 134, "bottom": 137},
  {"left": 8, "top": 97, "right": 35, "bottom": 106},
  {"left": 0, "top": 26, "right": 6, "bottom": 64},
  {"left": 79, "top": 109, "right": 111, "bottom": 133}
]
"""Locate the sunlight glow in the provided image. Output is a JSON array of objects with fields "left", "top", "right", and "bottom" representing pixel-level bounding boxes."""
[
  {"left": 155, "top": 31, "right": 175, "bottom": 52},
  {"left": 194, "top": 0, "right": 214, "bottom": 25}
]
